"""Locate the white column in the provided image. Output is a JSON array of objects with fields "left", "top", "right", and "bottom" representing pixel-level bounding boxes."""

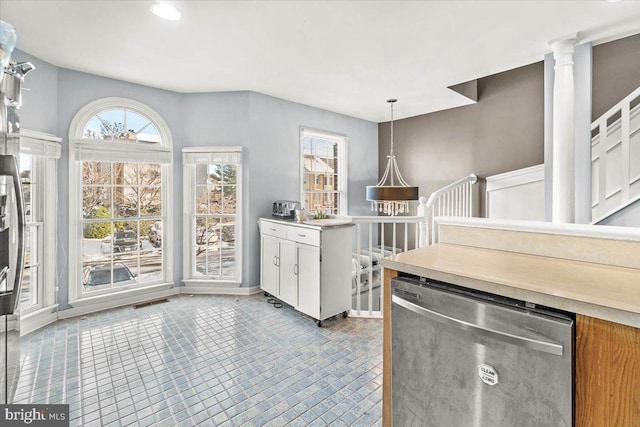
[
  {"left": 416, "top": 196, "right": 427, "bottom": 247},
  {"left": 550, "top": 36, "right": 578, "bottom": 223}
]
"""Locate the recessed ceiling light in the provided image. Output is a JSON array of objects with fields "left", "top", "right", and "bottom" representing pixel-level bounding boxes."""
[{"left": 150, "top": 2, "right": 181, "bottom": 21}]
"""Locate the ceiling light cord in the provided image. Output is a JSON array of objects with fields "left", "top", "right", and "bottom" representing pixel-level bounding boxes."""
[{"left": 389, "top": 100, "right": 395, "bottom": 156}]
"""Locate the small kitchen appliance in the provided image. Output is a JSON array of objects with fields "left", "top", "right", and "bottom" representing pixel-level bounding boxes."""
[{"left": 272, "top": 200, "right": 301, "bottom": 218}]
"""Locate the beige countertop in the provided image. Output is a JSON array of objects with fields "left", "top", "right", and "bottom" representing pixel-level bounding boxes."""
[{"left": 381, "top": 243, "right": 640, "bottom": 328}]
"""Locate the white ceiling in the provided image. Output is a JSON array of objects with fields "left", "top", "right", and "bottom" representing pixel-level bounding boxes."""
[{"left": 2, "top": 1, "right": 640, "bottom": 122}]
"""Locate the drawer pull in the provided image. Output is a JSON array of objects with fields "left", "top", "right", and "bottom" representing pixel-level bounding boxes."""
[
  {"left": 270, "top": 228, "right": 277, "bottom": 232},
  {"left": 298, "top": 234, "right": 306, "bottom": 237}
]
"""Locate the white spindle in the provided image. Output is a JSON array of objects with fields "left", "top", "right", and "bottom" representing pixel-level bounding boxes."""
[
  {"left": 598, "top": 121, "right": 607, "bottom": 219},
  {"left": 466, "top": 183, "right": 470, "bottom": 216},
  {"left": 404, "top": 223, "right": 408, "bottom": 252},
  {"left": 392, "top": 223, "right": 397, "bottom": 255},
  {"left": 356, "top": 223, "right": 361, "bottom": 315},
  {"left": 368, "top": 223, "right": 373, "bottom": 317},
  {"left": 621, "top": 103, "right": 631, "bottom": 204},
  {"left": 348, "top": 173, "right": 477, "bottom": 318},
  {"left": 468, "top": 182, "right": 472, "bottom": 216},
  {"left": 463, "top": 183, "right": 467, "bottom": 216},
  {"left": 380, "top": 222, "right": 385, "bottom": 314}
]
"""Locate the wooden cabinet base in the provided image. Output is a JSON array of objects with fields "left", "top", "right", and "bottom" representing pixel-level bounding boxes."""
[{"left": 576, "top": 314, "right": 640, "bottom": 427}]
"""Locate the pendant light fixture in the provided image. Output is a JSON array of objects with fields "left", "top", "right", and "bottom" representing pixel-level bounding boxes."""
[{"left": 366, "top": 99, "right": 419, "bottom": 215}]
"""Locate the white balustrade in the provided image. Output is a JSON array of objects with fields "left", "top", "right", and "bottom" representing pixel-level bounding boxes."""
[
  {"left": 591, "top": 86, "right": 640, "bottom": 223},
  {"left": 346, "top": 173, "right": 478, "bottom": 318}
]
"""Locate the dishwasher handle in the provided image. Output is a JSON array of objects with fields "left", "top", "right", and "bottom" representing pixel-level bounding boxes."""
[{"left": 392, "top": 294, "right": 564, "bottom": 356}]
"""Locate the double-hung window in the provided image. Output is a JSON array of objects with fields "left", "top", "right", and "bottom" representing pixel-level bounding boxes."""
[
  {"left": 182, "top": 147, "right": 242, "bottom": 285},
  {"left": 19, "top": 153, "right": 41, "bottom": 311},
  {"left": 300, "top": 128, "right": 347, "bottom": 215},
  {"left": 18, "top": 130, "right": 61, "bottom": 314},
  {"left": 68, "top": 98, "right": 173, "bottom": 302}
]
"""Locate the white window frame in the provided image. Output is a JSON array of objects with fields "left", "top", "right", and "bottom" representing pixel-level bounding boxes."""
[
  {"left": 300, "top": 127, "right": 348, "bottom": 215},
  {"left": 19, "top": 154, "right": 43, "bottom": 313},
  {"left": 182, "top": 147, "right": 243, "bottom": 288},
  {"left": 18, "top": 130, "right": 61, "bottom": 318},
  {"left": 68, "top": 98, "right": 174, "bottom": 306}
]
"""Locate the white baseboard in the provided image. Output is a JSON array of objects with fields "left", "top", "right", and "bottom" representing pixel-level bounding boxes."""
[
  {"left": 25, "top": 285, "right": 262, "bottom": 330},
  {"left": 60, "top": 287, "right": 180, "bottom": 319},
  {"left": 20, "top": 305, "right": 60, "bottom": 336},
  {"left": 179, "top": 285, "right": 262, "bottom": 296},
  {"left": 348, "top": 309, "right": 383, "bottom": 319}
]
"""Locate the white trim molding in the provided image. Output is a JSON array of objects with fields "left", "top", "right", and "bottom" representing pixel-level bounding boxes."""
[
  {"left": 19, "top": 129, "right": 62, "bottom": 158},
  {"left": 20, "top": 304, "right": 60, "bottom": 336},
  {"left": 63, "top": 283, "right": 179, "bottom": 319},
  {"left": 485, "top": 165, "right": 545, "bottom": 221},
  {"left": 30, "top": 286, "right": 262, "bottom": 331},
  {"left": 486, "top": 164, "right": 544, "bottom": 189},
  {"left": 180, "top": 282, "right": 261, "bottom": 296},
  {"left": 68, "top": 97, "right": 173, "bottom": 147}
]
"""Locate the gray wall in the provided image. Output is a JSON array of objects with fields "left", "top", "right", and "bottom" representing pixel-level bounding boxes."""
[
  {"left": 598, "top": 199, "right": 640, "bottom": 227},
  {"left": 592, "top": 33, "right": 640, "bottom": 121},
  {"left": 247, "top": 92, "right": 378, "bottom": 286},
  {"left": 181, "top": 92, "right": 252, "bottom": 287},
  {"left": 181, "top": 91, "right": 378, "bottom": 289},
  {"left": 10, "top": 50, "right": 377, "bottom": 308},
  {"left": 12, "top": 50, "right": 58, "bottom": 135},
  {"left": 378, "top": 62, "right": 544, "bottom": 216}
]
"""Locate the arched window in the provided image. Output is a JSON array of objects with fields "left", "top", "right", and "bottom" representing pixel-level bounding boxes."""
[{"left": 68, "top": 98, "right": 173, "bottom": 303}]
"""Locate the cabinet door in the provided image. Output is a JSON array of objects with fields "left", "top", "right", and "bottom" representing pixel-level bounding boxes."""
[
  {"left": 260, "top": 235, "right": 279, "bottom": 296},
  {"left": 279, "top": 240, "right": 297, "bottom": 306},
  {"left": 297, "top": 243, "right": 320, "bottom": 319},
  {"left": 576, "top": 315, "right": 640, "bottom": 426}
]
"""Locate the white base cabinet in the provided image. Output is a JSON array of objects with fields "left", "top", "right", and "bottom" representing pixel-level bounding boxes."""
[{"left": 259, "top": 218, "right": 352, "bottom": 326}]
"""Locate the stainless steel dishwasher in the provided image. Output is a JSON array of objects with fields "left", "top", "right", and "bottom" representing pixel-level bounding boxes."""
[{"left": 391, "top": 276, "right": 574, "bottom": 427}]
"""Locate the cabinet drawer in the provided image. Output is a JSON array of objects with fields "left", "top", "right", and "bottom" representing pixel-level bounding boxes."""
[
  {"left": 261, "top": 221, "right": 287, "bottom": 239},
  {"left": 287, "top": 227, "right": 321, "bottom": 246}
]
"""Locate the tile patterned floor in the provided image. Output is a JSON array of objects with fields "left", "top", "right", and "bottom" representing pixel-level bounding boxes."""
[{"left": 15, "top": 294, "right": 383, "bottom": 426}]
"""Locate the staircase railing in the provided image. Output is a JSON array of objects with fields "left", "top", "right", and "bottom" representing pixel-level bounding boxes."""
[
  {"left": 591, "top": 86, "right": 640, "bottom": 223},
  {"left": 347, "top": 173, "right": 478, "bottom": 318},
  {"left": 422, "top": 173, "right": 478, "bottom": 245}
]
